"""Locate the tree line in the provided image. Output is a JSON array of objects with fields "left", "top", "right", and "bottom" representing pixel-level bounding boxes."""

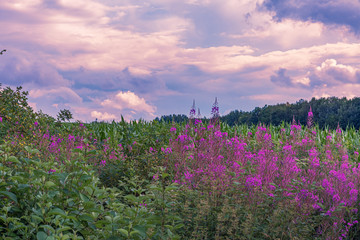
[{"left": 157, "top": 97, "right": 360, "bottom": 129}]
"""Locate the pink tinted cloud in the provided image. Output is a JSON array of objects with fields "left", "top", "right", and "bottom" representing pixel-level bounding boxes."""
[
  {"left": 101, "top": 91, "right": 156, "bottom": 116},
  {"left": 311, "top": 59, "right": 360, "bottom": 85},
  {"left": 1, "top": 0, "right": 360, "bottom": 121},
  {"left": 29, "top": 87, "right": 82, "bottom": 103}
]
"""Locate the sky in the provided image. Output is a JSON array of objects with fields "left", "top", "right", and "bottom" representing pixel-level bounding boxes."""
[{"left": 1, "top": 0, "right": 360, "bottom": 122}]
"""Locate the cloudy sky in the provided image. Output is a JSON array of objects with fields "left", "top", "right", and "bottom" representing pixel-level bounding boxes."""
[{"left": 1, "top": 0, "right": 360, "bottom": 121}]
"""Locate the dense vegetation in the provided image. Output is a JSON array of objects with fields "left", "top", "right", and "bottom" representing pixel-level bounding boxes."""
[
  {"left": 1, "top": 84, "right": 360, "bottom": 239},
  {"left": 158, "top": 97, "right": 360, "bottom": 130}
]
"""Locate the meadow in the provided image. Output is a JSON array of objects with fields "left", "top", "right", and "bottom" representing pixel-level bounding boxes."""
[{"left": 1, "top": 89, "right": 360, "bottom": 239}]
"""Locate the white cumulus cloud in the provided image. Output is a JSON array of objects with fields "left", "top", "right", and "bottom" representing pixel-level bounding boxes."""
[
  {"left": 101, "top": 91, "right": 156, "bottom": 115},
  {"left": 91, "top": 111, "right": 116, "bottom": 120}
]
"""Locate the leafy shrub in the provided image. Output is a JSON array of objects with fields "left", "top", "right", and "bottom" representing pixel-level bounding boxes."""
[
  {"left": 0, "top": 141, "right": 182, "bottom": 239},
  {"left": 0, "top": 84, "right": 36, "bottom": 141}
]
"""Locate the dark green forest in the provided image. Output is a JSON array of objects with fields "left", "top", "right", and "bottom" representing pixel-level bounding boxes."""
[{"left": 157, "top": 97, "right": 360, "bottom": 129}]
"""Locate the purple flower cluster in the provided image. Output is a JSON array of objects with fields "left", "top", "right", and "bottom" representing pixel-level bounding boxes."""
[{"left": 163, "top": 121, "right": 360, "bottom": 238}]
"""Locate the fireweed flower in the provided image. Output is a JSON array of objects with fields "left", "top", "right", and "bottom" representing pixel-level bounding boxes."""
[
  {"left": 264, "top": 133, "right": 271, "bottom": 141},
  {"left": 68, "top": 134, "right": 75, "bottom": 141},
  {"left": 268, "top": 184, "right": 276, "bottom": 191},
  {"left": 332, "top": 194, "right": 341, "bottom": 203},
  {"left": 290, "top": 124, "right": 301, "bottom": 130},
  {"left": 307, "top": 106, "right": 314, "bottom": 128},
  {"left": 184, "top": 171, "right": 194, "bottom": 181},
  {"left": 162, "top": 112, "right": 359, "bottom": 239},
  {"left": 349, "top": 189, "right": 358, "bottom": 203},
  {"left": 313, "top": 204, "right": 322, "bottom": 211},
  {"left": 170, "top": 127, "right": 176, "bottom": 132},
  {"left": 161, "top": 147, "right": 172, "bottom": 154},
  {"left": 258, "top": 126, "right": 266, "bottom": 132},
  {"left": 0, "top": 116, "right": 2, "bottom": 122},
  {"left": 194, "top": 119, "right": 202, "bottom": 125},
  {"left": 283, "top": 145, "right": 292, "bottom": 151},
  {"left": 34, "top": 121, "right": 38, "bottom": 126},
  {"left": 246, "top": 176, "right": 262, "bottom": 188}
]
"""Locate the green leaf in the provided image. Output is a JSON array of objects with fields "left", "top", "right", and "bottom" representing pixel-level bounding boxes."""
[
  {"left": 0, "top": 191, "right": 18, "bottom": 203},
  {"left": 31, "top": 214, "right": 43, "bottom": 224},
  {"left": 87, "top": 149, "right": 97, "bottom": 155},
  {"left": 174, "top": 223, "right": 184, "bottom": 229},
  {"left": 124, "top": 194, "right": 137, "bottom": 203},
  {"left": 48, "top": 208, "right": 66, "bottom": 217},
  {"left": 24, "top": 146, "right": 31, "bottom": 153},
  {"left": 84, "top": 186, "right": 94, "bottom": 195},
  {"left": 161, "top": 172, "right": 169, "bottom": 178},
  {"left": 40, "top": 224, "right": 55, "bottom": 234},
  {"left": 165, "top": 185, "right": 177, "bottom": 191},
  {"left": 83, "top": 201, "right": 96, "bottom": 210},
  {"left": 79, "top": 193, "right": 89, "bottom": 202},
  {"left": 0, "top": 215, "right": 7, "bottom": 223},
  {"left": 36, "top": 231, "right": 48, "bottom": 240},
  {"left": 72, "top": 148, "right": 83, "bottom": 153},
  {"left": 133, "top": 225, "right": 147, "bottom": 238},
  {"left": 130, "top": 230, "right": 141, "bottom": 237},
  {"left": 78, "top": 214, "right": 94, "bottom": 222},
  {"left": 8, "top": 156, "right": 20, "bottom": 164},
  {"left": 118, "top": 228, "right": 128, "bottom": 237},
  {"left": 31, "top": 149, "right": 41, "bottom": 155},
  {"left": 45, "top": 181, "right": 56, "bottom": 188}
]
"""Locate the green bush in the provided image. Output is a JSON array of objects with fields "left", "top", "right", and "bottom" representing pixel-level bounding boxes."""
[
  {"left": 0, "top": 141, "right": 183, "bottom": 239},
  {"left": 0, "top": 84, "right": 36, "bottom": 141}
]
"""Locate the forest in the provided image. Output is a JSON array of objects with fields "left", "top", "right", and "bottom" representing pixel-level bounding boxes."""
[{"left": 157, "top": 97, "right": 360, "bottom": 129}]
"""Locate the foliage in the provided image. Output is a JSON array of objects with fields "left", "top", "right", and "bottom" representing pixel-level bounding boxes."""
[
  {"left": 0, "top": 139, "right": 181, "bottom": 239},
  {"left": 57, "top": 109, "right": 73, "bottom": 122},
  {"left": 0, "top": 84, "right": 36, "bottom": 141},
  {"left": 159, "top": 97, "right": 360, "bottom": 130},
  {"left": 1, "top": 84, "right": 360, "bottom": 239},
  {"left": 154, "top": 114, "right": 189, "bottom": 124}
]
